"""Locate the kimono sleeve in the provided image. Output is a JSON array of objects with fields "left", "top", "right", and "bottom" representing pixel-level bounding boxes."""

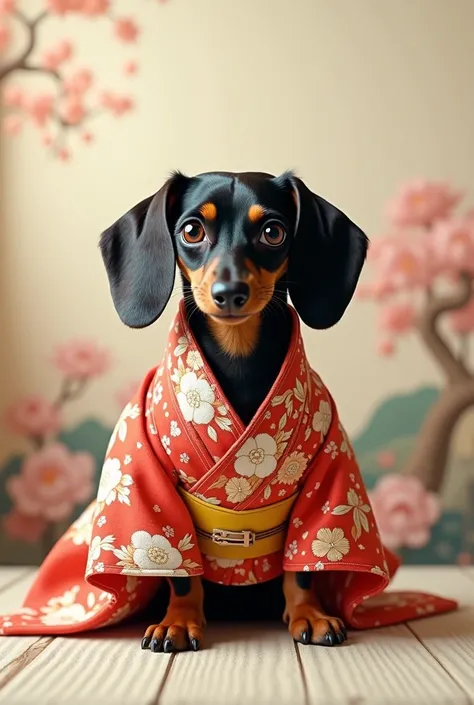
[
  {"left": 282, "top": 391, "right": 457, "bottom": 628},
  {"left": 85, "top": 372, "right": 205, "bottom": 596}
]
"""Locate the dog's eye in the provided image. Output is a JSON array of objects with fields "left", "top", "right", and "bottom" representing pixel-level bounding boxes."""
[
  {"left": 182, "top": 222, "right": 205, "bottom": 244},
  {"left": 259, "top": 223, "right": 286, "bottom": 247}
]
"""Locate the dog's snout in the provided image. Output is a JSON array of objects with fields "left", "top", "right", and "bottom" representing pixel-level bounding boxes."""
[{"left": 211, "top": 281, "right": 250, "bottom": 312}]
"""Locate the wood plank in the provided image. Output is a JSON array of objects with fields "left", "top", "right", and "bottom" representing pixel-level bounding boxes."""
[
  {"left": 0, "top": 627, "right": 173, "bottom": 705},
  {"left": 160, "top": 623, "right": 306, "bottom": 705},
  {"left": 0, "top": 568, "right": 32, "bottom": 593},
  {"left": 0, "top": 569, "right": 50, "bottom": 689},
  {"left": 298, "top": 621, "right": 467, "bottom": 705},
  {"left": 393, "top": 567, "right": 474, "bottom": 700}
]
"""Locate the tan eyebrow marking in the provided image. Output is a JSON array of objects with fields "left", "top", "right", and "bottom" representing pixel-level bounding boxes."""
[
  {"left": 248, "top": 204, "right": 265, "bottom": 222},
  {"left": 199, "top": 202, "right": 217, "bottom": 221}
]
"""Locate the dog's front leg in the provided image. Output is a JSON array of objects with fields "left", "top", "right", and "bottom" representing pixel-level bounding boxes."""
[
  {"left": 283, "top": 571, "right": 347, "bottom": 647},
  {"left": 141, "top": 576, "right": 206, "bottom": 653}
]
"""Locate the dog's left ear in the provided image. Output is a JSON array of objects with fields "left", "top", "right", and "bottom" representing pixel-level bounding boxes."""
[{"left": 285, "top": 175, "right": 369, "bottom": 329}]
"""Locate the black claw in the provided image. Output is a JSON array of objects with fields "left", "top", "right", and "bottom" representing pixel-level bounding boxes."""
[
  {"left": 141, "top": 637, "right": 151, "bottom": 650},
  {"left": 336, "top": 632, "right": 345, "bottom": 644},
  {"left": 299, "top": 630, "right": 310, "bottom": 645},
  {"left": 324, "top": 631, "right": 335, "bottom": 646},
  {"left": 150, "top": 638, "right": 163, "bottom": 653},
  {"left": 163, "top": 638, "right": 173, "bottom": 653},
  {"left": 341, "top": 625, "right": 348, "bottom": 639},
  {"left": 191, "top": 638, "right": 200, "bottom": 651}
]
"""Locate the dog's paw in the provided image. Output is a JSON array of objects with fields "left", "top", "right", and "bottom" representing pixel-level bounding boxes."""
[
  {"left": 141, "top": 608, "right": 204, "bottom": 653},
  {"left": 287, "top": 605, "right": 347, "bottom": 646}
]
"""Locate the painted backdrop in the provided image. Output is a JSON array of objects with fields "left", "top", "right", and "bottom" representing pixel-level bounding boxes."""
[{"left": 1, "top": 0, "right": 474, "bottom": 566}]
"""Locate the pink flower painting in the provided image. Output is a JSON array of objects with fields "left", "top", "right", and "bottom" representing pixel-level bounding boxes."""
[
  {"left": 369, "top": 474, "right": 441, "bottom": 551},
  {"left": 0, "top": 0, "right": 169, "bottom": 159},
  {"left": 3, "top": 509, "right": 47, "bottom": 543},
  {"left": 360, "top": 179, "right": 474, "bottom": 497},
  {"left": 52, "top": 340, "right": 111, "bottom": 379},
  {"left": 4, "top": 396, "right": 62, "bottom": 438},
  {"left": 6, "top": 443, "right": 95, "bottom": 521}
]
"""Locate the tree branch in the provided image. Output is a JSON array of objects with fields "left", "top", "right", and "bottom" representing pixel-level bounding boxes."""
[
  {"left": 0, "top": 10, "right": 48, "bottom": 83},
  {"left": 417, "top": 272, "right": 473, "bottom": 383}
]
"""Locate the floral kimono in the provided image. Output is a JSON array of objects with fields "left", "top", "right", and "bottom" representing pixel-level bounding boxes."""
[{"left": 0, "top": 301, "right": 457, "bottom": 635}]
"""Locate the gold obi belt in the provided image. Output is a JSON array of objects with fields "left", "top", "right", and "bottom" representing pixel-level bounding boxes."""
[{"left": 179, "top": 488, "right": 297, "bottom": 559}]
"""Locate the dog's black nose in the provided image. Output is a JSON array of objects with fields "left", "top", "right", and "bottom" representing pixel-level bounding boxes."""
[{"left": 211, "top": 281, "right": 250, "bottom": 312}]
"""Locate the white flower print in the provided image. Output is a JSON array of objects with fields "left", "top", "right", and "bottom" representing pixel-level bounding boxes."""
[
  {"left": 278, "top": 489, "right": 286, "bottom": 497},
  {"left": 124, "top": 454, "right": 132, "bottom": 465},
  {"left": 97, "top": 458, "right": 133, "bottom": 506},
  {"left": 324, "top": 441, "right": 339, "bottom": 459},
  {"left": 174, "top": 336, "right": 189, "bottom": 357},
  {"left": 293, "top": 517, "right": 303, "bottom": 528},
  {"left": 225, "top": 477, "right": 253, "bottom": 504},
  {"left": 234, "top": 433, "right": 278, "bottom": 479},
  {"left": 161, "top": 435, "right": 171, "bottom": 455},
  {"left": 180, "top": 453, "right": 190, "bottom": 464},
  {"left": 176, "top": 372, "right": 215, "bottom": 424},
  {"left": 153, "top": 504, "right": 161, "bottom": 513},
  {"left": 114, "top": 531, "right": 183, "bottom": 573},
  {"left": 167, "top": 355, "right": 172, "bottom": 370},
  {"left": 262, "top": 558, "right": 271, "bottom": 573},
  {"left": 285, "top": 540, "right": 298, "bottom": 560},
  {"left": 149, "top": 423, "right": 158, "bottom": 435},
  {"left": 186, "top": 350, "right": 204, "bottom": 371},
  {"left": 339, "top": 422, "right": 353, "bottom": 458},
  {"left": 153, "top": 382, "right": 163, "bottom": 406},
  {"left": 322, "top": 501, "right": 331, "bottom": 514},
  {"left": 170, "top": 421, "right": 181, "bottom": 438},
  {"left": 205, "top": 556, "right": 244, "bottom": 569},
  {"left": 371, "top": 565, "right": 387, "bottom": 577},
  {"left": 40, "top": 587, "right": 97, "bottom": 627},
  {"left": 95, "top": 562, "right": 105, "bottom": 573},
  {"left": 163, "top": 525, "right": 175, "bottom": 539},
  {"left": 312, "top": 528, "right": 350, "bottom": 562},
  {"left": 97, "top": 516, "right": 106, "bottom": 528},
  {"left": 315, "top": 562, "right": 325, "bottom": 571},
  {"left": 87, "top": 535, "right": 116, "bottom": 573},
  {"left": 107, "top": 402, "right": 140, "bottom": 453},
  {"left": 312, "top": 400, "right": 332, "bottom": 437}
]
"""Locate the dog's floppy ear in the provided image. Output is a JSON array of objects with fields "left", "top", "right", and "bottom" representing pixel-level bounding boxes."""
[
  {"left": 286, "top": 175, "right": 369, "bottom": 329},
  {"left": 99, "top": 173, "right": 188, "bottom": 329}
]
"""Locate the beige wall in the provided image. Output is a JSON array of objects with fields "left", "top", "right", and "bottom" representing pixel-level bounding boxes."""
[{"left": 1, "top": 0, "right": 474, "bottom": 458}]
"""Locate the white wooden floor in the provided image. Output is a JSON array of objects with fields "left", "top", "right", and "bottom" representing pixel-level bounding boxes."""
[{"left": 0, "top": 567, "right": 472, "bottom": 704}]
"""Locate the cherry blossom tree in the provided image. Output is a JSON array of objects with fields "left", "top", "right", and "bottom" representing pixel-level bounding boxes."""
[
  {"left": 0, "top": 0, "right": 168, "bottom": 159},
  {"left": 359, "top": 179, "right": 474, "bottom": 492}
]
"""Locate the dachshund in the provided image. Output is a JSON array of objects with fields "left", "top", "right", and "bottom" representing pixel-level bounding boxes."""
[{"left": 99, "top": 170, "right": 368, "bottom": 653}]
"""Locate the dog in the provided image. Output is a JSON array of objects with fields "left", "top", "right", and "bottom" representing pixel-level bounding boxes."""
[{"left": 99, "top": 169, "right": 368, "bottom": 652}]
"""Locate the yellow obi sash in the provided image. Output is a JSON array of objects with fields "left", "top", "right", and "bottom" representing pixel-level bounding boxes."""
[{"left": 179, "top": 488, "right": 297, "bottom": 559}]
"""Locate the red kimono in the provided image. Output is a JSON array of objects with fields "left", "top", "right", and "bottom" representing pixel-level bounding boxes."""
[{"left": 0, "top": 301, "right": 457, "bottom": 635}]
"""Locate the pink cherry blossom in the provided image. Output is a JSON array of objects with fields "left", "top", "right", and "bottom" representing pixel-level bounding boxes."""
[
  {"left": 81, "top": 0, "right": 109, "bottom": 15},
  {"left": 114, "top": 17, "right": 139, "bottom": 42},
  {"left": 0, "top": 0, "right": 16, "bottom": 13},
  {"left": 123, "top": 60, "right": 138, "bottom": 75},
  {"left": 42, "top": 133, "right": 53, "bottom": 147},
  {"left": 4, "top": 396, "right": 62, "bottom": 438},
  {"left": 6, "top": 443, "right": 95, "bottom": 522},
  {"left": 0, "top": 21, "right": 10, "bottom": 52},
  {"left": 369, "top": 474, "right": 441, "bottom": 551},
  {"left": 448, "top": 298, "right": 474, "bottom": 334},
  {"left": 2, "top": 509, "right": 47, "bottom": 543},
  {"left": 379, "top": 302, "right": 416, "bottom": 335},
  {"left": 64, "top": 68, "right": 93, "bottom": 94},
  {"left": 81, "top": 130, "right": 93, "bottom": 143},
  {"left": 52, "top": 339, "right": 111, "bottom": 379},
  {"left": 372, "top": 238, "right": 434, "bottom": 292},
  {"left": 432, "top": 217, "right": 474, "bottom": 276},
  {"left": 376, "top": 450, "right": 396, "bottom": 468},
  {"left": 376, "top": 339, "right": 396, "bottom": 357},
  {"left": 56, "top": 40, "right": 73, "bottom": 61},
  {"left": 3, "top": 85, "right": 25, "bottom": 108},
  {"left": 60, "top": 96, "right": 86, "bottom": 125},
  {"left": 47, "top": 0, "right": 75, "bottom": 14},
  {"left": 42, "top": 41, "right": 73, "bottom": 70},
  {"left": 27, "top": 94, "right": 54, "bottom": 127},
  {"left": 100, "top": 92, "right": 134, "bottom": 116},
  {"left": 115, "top": 380, "right": 141, "bottom": 409},
  {"left": 58, "top": 147, "right": 71, "bottom": 161},
  {"left": 3, "top": 115, "right": 22, "bottom": 135},
  {"left": 387, "top": 180, "right": 462, "bottom": 228}
]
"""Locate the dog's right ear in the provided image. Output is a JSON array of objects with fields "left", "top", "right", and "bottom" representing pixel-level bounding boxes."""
[{"left": 99, "top": 172, "right": 188, "bottom": 328}]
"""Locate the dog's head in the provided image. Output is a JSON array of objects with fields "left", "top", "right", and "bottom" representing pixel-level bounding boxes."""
[{"left": 99, "top": 170, "right": 368, "bottom": 331}]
